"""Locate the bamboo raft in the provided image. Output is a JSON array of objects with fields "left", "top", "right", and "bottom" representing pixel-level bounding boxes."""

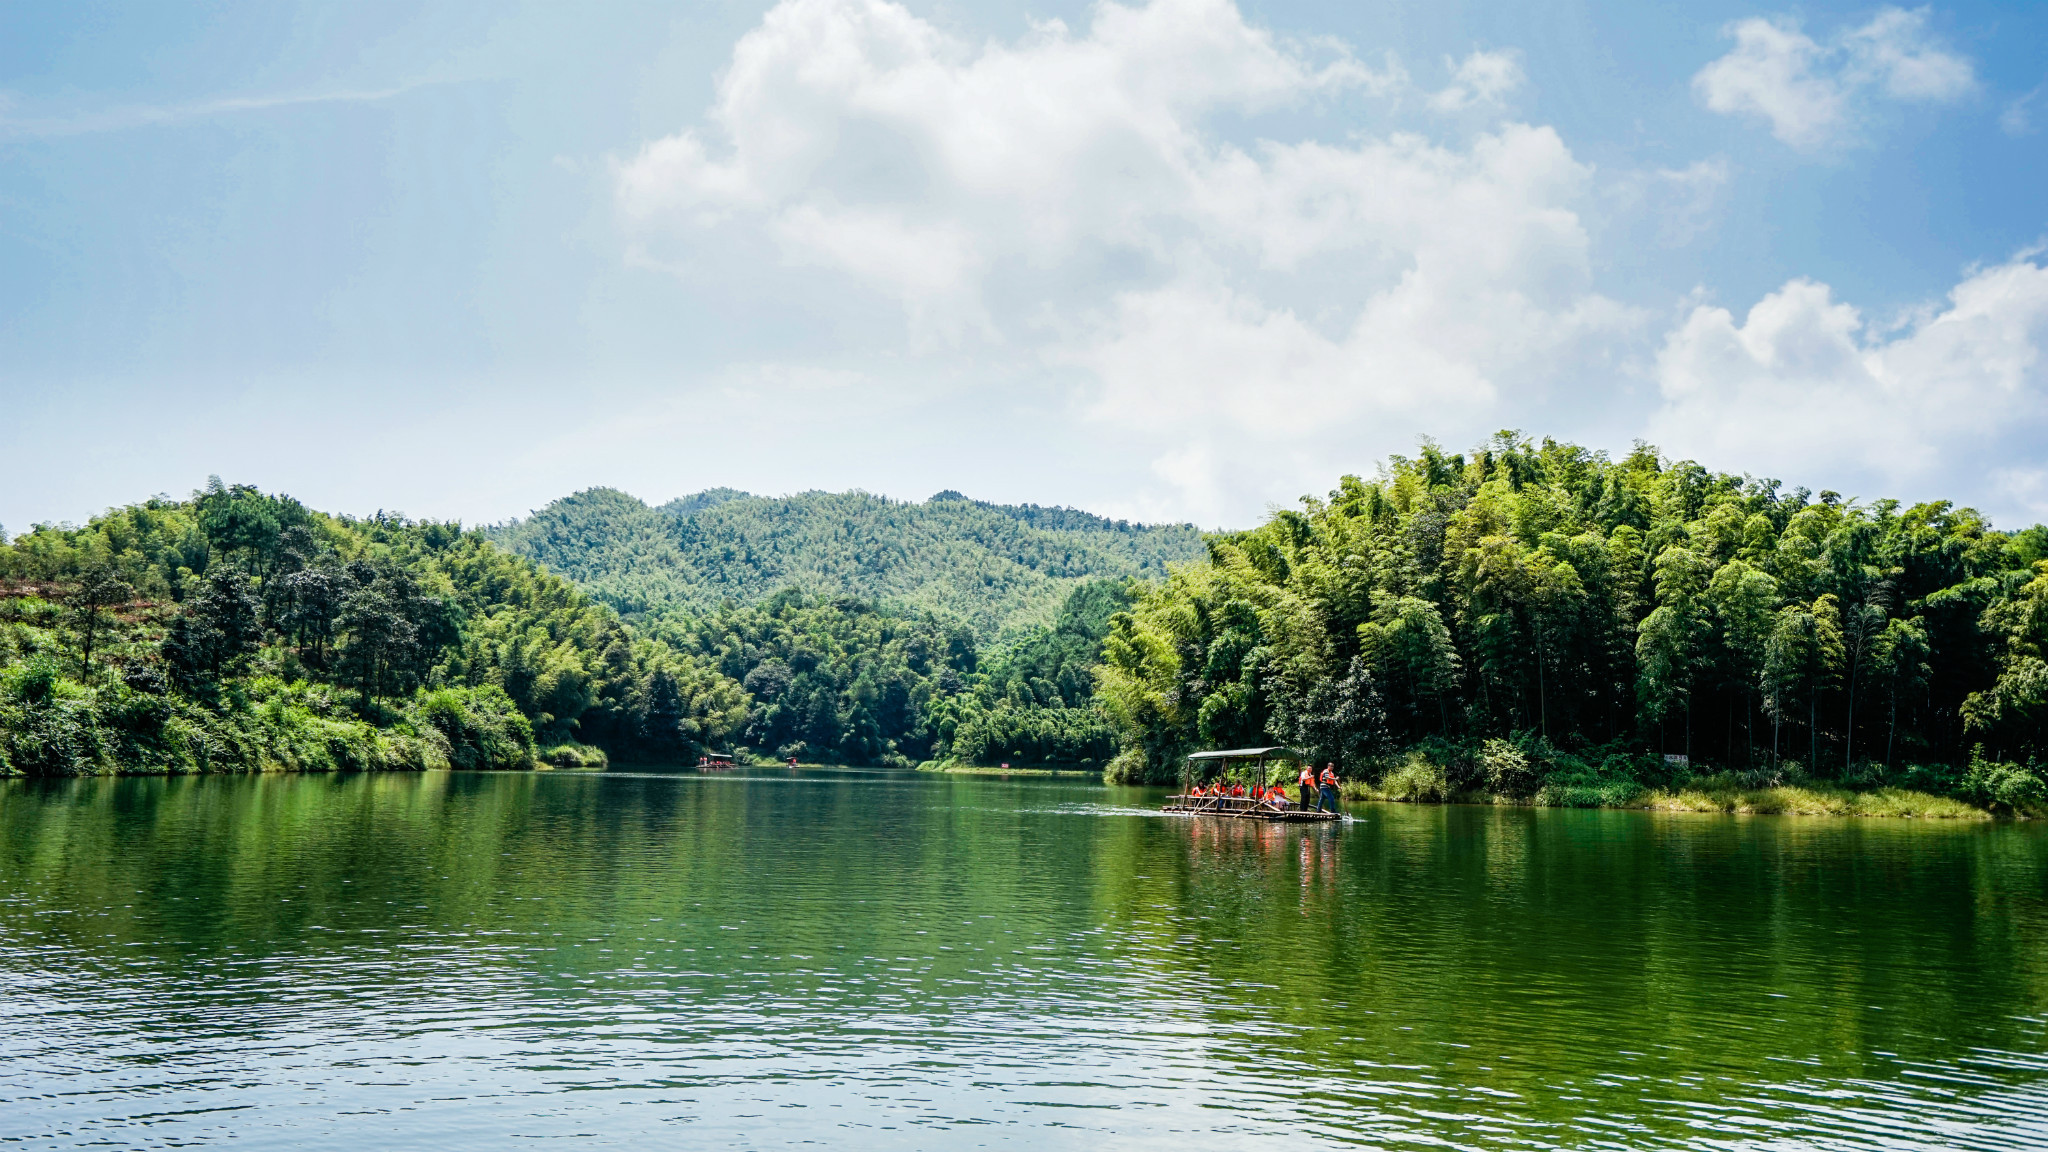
[
  {"left": 1161, "top": 746, "right": 1341, "bottom": 822},
  {"left": 1161, "top": 793, "right": 1339, "bottom": 822}
]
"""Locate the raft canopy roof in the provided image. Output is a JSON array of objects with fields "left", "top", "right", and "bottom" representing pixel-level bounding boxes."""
[{"left": 1185, "top": 747, "right": 1305, "bottom": 762}]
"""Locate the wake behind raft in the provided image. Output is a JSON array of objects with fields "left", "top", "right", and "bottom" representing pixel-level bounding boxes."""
[{"left": 1161, "top": 746, "right": 1340, "bottom": 822}]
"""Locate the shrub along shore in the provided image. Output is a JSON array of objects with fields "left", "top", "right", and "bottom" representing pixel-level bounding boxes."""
[{"left": 1335, "top": 737, "right": 2012, "bottom": 818}]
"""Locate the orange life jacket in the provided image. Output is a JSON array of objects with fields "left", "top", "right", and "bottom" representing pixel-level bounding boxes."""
[
  {"left": 1298, "top": 767, "right": 1315, "bottom": 787},
  {"left": 1320, "top": 767, "right": 1338, "bottom": 786}
]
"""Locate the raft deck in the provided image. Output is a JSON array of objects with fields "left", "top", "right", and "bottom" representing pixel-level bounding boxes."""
[{"left": 1161, "top": 794, "right": 1340, "bottom": 822}]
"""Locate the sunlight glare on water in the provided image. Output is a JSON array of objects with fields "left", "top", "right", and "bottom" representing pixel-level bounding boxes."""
[{"left": 2, "top": 766, "right": 2046, "bottom": 1149}]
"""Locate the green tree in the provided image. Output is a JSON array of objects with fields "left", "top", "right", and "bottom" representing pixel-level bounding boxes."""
[
  {"left": 1636, "top": 547, "right": 1712, "bottom": 758},
  {"left": 1708, "top": 560, "right": 1779, "bottom": 767},
  {"left": 1762, "top": 597, "right": 1845, "bottom": 773},
  {"left": 638, "top": 668, "right": 690, "bottom": 758},
  {"left": 1359, "top": 595, "right": 1461, "bottom": 737},
  {"left": 163, "top": 569, "right": 264, "bottom": 693},
  {"left": 67, "top": 567, "right": 132, "bottom": 682},
  {"left": 1870, "top": 616, "right": 1931, "bottom": 769},
  {"left": 337, "top": 566, "right": 458, "bottom": 703},
  {"left": 1839, "top": 583, "right": 1894, "bottom": 773},
  {"left": 265, "top": 566, "right": 351, "bottom": 668}
]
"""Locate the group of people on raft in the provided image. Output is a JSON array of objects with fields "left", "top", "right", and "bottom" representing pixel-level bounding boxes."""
[{"left": 1186, "top": 763, "right": 1342, "bottom": 813}]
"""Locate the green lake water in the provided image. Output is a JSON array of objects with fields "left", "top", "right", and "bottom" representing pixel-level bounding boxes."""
[{"left": 3, "top": 766, "right": 2046, "bottom": 1150}]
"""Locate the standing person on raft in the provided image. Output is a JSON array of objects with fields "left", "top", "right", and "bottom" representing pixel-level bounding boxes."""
[
  {"left": 1318, "top": 763, "right": 1340, "bottom": 813},
  {"left": 1298, "top": 762, "right": 1317, "bottom": 811}
]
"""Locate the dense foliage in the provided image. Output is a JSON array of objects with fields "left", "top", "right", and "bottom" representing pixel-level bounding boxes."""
[
  {"left": 486, "top": 487, "right": 1205, "bottom": 638},
  {"left": 925, "top": 578, "right": 1133, "bottom": 767},
  {"left": 1097, "top": 435, "right": 2048, "bottom": 809},
  {"left": 631, "top": 579, "right": 1130, "bottom": 769},
  {"left": 643, "top": 589, "right": 974, "bottom": 767},
  {"left": 13, "top": 438, "right": 2046, "bottom": 806},
  {"left": 0, "top": 482, "right": 745, "bottom": 777}
]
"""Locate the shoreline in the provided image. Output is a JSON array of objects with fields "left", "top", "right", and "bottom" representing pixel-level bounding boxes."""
[
  {"left": 916, "top": 760, "right": 1103, "bottom": 777},
  {"left": 4, "top": 762, "right": 2027, "bottom": 820},
  {"left": 1338, "top": 780, "right": 2013, "bottom": 820}
]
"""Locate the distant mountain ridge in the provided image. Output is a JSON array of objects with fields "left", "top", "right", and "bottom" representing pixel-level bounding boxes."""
[{"left": 486, "top": 488, "right": 1207, "bottom": 637}]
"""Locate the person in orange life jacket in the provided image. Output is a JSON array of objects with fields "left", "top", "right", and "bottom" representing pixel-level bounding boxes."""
[
  {"left": 1318, "top": 764, "right": 1340, "bottom": 813},
  {"left": 1298, "top": 763, "right": 1316, "bottom": 810}
]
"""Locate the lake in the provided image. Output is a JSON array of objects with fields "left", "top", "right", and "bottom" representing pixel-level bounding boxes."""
[{"left": 3, "top": 766, "right": 2046, "bottom": 1149}]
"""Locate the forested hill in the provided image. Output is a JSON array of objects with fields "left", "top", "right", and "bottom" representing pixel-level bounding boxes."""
[
  {"left": 0, "top": 482, "right": 747, "bottom": 777},
  {"left": 485, "top": 488, "right": 1206, "bottom": 637},
  {"left": 1095, "top": 435, "right": 2048, "bottom": 810}
]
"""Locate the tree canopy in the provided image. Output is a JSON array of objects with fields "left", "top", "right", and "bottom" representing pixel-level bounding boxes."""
[
  {"left": 485, "top": 487, "right": 1205, "bottom": 639},
  {"left": 1096, "top": 434, "right": 2048, "bottom": 807},
  {"left": 0, "top": 483, "right": 743, "bottom": 775},
  {"left": 8, "top": 441, "right": 2046, "bottom": 809}
]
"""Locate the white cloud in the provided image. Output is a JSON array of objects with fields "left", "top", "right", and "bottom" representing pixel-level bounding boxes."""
[
  {"left": 1694, "top": 18, "right": 1844, "bottom": 149},
  {"left": 617, "top": 0, "right": 1636, "bottom": 520},
  {"left": 2003, "top": 86, "right": 2042, "bottom": 136},
  {"left": 1428, "top": 50, "right": 1524, "bottom": 113},
  {"left": 617, "top": 0, "right": 1387, "bottom": 344},
  {"left": 1693, "top": 7, "right": 1974, "bottom": 150},
  {"left": 1607, "top": 158, "right": 1731, "bottom": 247},
  {"left": 1995, "top": 466, "right": 2048, "bottom": 524},
  {"left": 612, "top": 0, "right": 2037, "bottom": 527},
  {"left": 1842, "top": 7, "right": 1975, "bottom": 100},
  {"left": 1649, "top": 257, "right": 2048, "bottom": 506}
]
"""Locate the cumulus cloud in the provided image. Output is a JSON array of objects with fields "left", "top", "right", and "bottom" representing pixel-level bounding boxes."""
[
  {"left": 1693, "top": 7, "right": 1974, "bottom": 149},
  {"left": 617, "top": 0, "right": 1635, "bottom": 519},
  {"left": 1649, "top": 257, "right": 2048, "bottom": 507},
  {"left": 613, "top": 0, "right": 2037, "bottom": 526}
]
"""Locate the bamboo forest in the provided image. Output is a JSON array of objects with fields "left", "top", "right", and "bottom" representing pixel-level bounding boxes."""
[{"left": 4, "top": 435, "right": 2046, "bottom": 816}]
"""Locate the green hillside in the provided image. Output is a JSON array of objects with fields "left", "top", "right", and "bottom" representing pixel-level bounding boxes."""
[
  {"left": 0, "top": 482, "right": 745, "bottom": 776},
  {"left": 486, "top": 488, "right": 1206, "bottom": 637}
]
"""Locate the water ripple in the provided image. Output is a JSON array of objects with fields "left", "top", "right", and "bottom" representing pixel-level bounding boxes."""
[{"left": 1, "top": 769, "right": 2045, "bottom": 1149}]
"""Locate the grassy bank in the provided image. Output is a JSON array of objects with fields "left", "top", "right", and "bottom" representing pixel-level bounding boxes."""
[
  {"left": 1340, "top": 774, "right": 1996, "bottom": 819},
  {"left": 1640, "top": 777, "right": 1988, "bottom": 818},
  {"left": 1321, "top": 739, "right": 2041, "bottom": 820}
]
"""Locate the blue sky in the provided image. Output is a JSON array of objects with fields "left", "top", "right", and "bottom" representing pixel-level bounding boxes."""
[{"left": 2, "top": 0, "right": 2044, "bottom": 533}]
